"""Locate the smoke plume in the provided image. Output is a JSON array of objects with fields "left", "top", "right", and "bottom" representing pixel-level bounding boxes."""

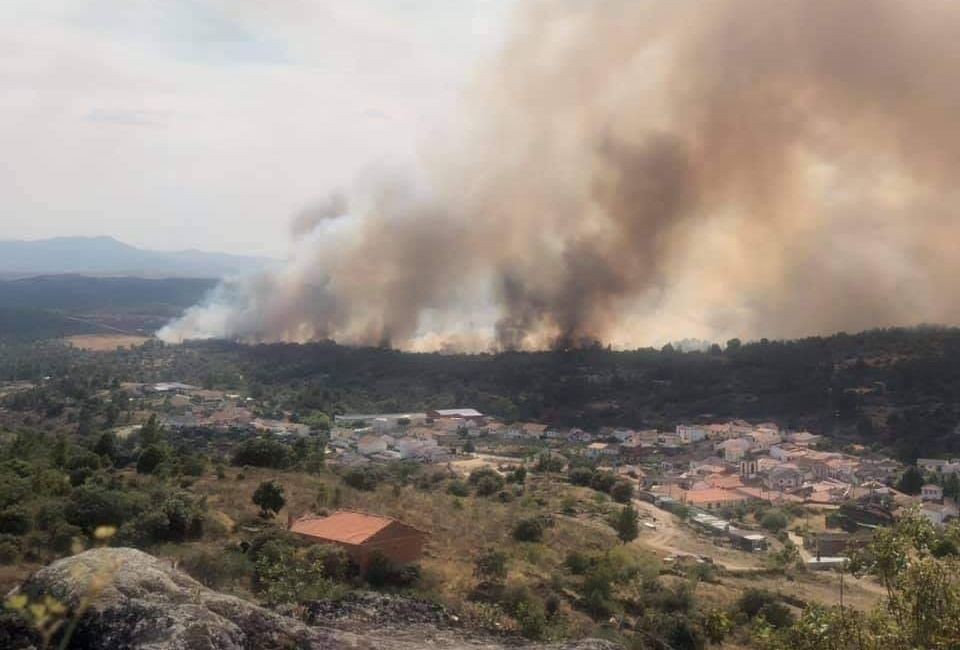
[{"left": 159, "top": 0, "right": 960, "bottom": 351}]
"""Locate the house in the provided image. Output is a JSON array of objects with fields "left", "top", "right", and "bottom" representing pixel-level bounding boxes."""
[
  {"left": 568, "top": 428, "right": 594, "bottom": 443},
  {"left": 727, "top": 528, "right": 768, "bottom": 552},
  {"left": 921, "top": 502, "right": 958, "bottom": 527},
  {"left": 803, "top": 531, "right": 872, "bottom": 557},
  {"left": 682, "top": 488, "right": 750, "bottom": 509},
  {"left": 747, "top": 428, "right": 782, "bottom": 451},
  {"left": 427, "top": 408, "right": 485, "bottom": 422},
  {"left": 769, "top": 443, "right": 807, "bottom": 462},
  {"left": 921, "top": 484, "right": 944, "bottom": 502},
  {"left": 612, "top": 428, "right": 636, "bottom": 442},
  {"left": 918, "top": 458, "right": 960, "bottom": 476},
  {"left": 289, "top": 511, "right": 428, "bottom": 570},
  {"left": 717, "top": 438, "right": 752, "bottom": 462},
  {"left": 357, "top": 435, "right": 388, "bottom": 456},
  {"left": 676, "top": 425, "right": 707, "bottom": 444},
  {"left": 586, "top": 442, "right": 618, "bottom": 458},
  {"left": 766, "top": 464, "right": 804, "bottom": 491},
  {"left": 619, "top": 441, "right": 646, "bottom": 461},
  {"left": 394, "top": 436, "right": 438, "bottom": 460},
  {"left": 917, "top": 458, "right": 948, "bottom": 474},
  {"left": 788, "top": 431, "right": 822, "bottom": 446},
  {"left": 706, "top": 474, "right": 743, "bottom": 490}
]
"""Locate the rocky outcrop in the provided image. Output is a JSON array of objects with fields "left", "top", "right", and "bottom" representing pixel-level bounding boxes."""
[{"left": 5, "top": 548, "right": 618, "bottom": 650}]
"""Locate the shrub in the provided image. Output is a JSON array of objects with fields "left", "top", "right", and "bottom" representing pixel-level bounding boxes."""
[
  {"left": 568, "top": 467, "right": 594, "bottom": 486},
  {"left": 48, "top": 523, "right": 83, "bottom": 554},
  {"left": 305, "top": 544, "right": 352, "bottom": 581},
  {"left": 0, "top": 475, "right": 29, "bottom": 509},
  {"left": 736, "top": 588, "right": 780, "bottom": 619},
  {"left": 343, "top": 468, "right": 381, "bottom": 491},
  {"left": 501, "top": 585, "right": 548, "bottom": 640},
  {"left": 65, "top": 485, "right": 144, "bottom": 533},
  {"left": 252, "top": 481, "right": 286, "bottom": 518},
  {"left": 610, "top": 480, "right": 634, "bottom": 503},
  {"left": 476, "top": 476, "right": 504, "bottom": 497},
  {"left": 32, "top": 469, "right": 70, "bottom": 497},
  {"left": 231, "top": 438, "right": 292, "bottom": 469},
  {"left": 447, "top": 479, "right": 470, "bottom": 497},
  {"left": 512, "top": 518, "right": 544, "bottom": 543},
  {"left": 363, "top": 551, "right": 419, "bottom": 588},
  {"left": 535, "top": 454, "right": 565, "bottom": 473},
  {"left": 181, "top": 547, "right": 251, "bottom": 589},
  {"left": 761, "top": 509, "right": 789, "bottom": 532},
  {"left": 469, "top": 468, "right": 505, "bottom": 496},
  {"left": 474, "top": 549, "right": 508, "bottom": 584},
  {"left": 589, "top": 471, "right": 617, "bottom": 493},
  {"left": 180, "top": 454, "right": 207, "bottom": 477},
  {"left": 0, "top": 541, "right": 19, "bottom": 564},
  {"left": 0, "top": 506, "right": 31, "bottom": 535},
  {"left": 565, "top": 551, "right": 592, "bottom": 575}
]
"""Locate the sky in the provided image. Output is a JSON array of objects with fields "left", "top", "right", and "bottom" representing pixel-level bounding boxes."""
[{"left": 0, "top": 0, "right": 515, "bottom": 256}]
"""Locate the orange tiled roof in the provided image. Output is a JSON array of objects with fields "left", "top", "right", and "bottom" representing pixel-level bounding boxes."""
[
  {"left": 683, "top": 488, "right": 748, "bottom": 505},
  {"left": 290, "top": 511, "right": 397, "bottom": 545}
]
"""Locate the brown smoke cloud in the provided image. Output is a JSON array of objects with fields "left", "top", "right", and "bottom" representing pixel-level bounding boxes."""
[{"left": 159, "top": 0, "right": 960, "bottom": 350}]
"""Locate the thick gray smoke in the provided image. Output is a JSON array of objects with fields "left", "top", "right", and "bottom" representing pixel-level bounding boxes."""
[{"left": 159, "top": 0, "right": 960, "bottom": 351}]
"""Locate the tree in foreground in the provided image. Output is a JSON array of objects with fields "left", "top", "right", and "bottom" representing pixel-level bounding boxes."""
[
  {"left": 252, "top": 480, "right": 286, "bottom": 518},
  {"left": 615, "top": 504, "right": 639, "bottom": 544}
]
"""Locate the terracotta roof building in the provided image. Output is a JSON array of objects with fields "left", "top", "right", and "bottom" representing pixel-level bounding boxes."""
[{"left": 289, "top": 511, "right": 428, "bottom": 570}]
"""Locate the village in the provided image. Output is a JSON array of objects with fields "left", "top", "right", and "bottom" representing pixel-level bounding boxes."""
[{"left": 122, "top": 379, "right": 960, "bottom": 574}]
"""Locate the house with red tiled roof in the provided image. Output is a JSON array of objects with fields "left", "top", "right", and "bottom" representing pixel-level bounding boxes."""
[
  {"left": 289, "top": 511, "right": 428, "bottom": 570},
  {"left": 681, "top": 488, "right": 751, "bottom": 509}
]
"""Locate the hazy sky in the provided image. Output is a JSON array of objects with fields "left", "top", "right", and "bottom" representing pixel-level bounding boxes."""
[{"left": 0, "top": 0, "right": 514, "bottom": 256}]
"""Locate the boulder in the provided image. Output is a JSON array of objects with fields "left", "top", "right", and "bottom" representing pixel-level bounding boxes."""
[{"left": 5, "top": 548, "right": 618, "bottom": 650}]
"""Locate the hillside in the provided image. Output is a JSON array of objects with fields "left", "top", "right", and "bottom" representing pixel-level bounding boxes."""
[
  {"left": 220, "top": 327, "right": 960, "bottom": 461},
  {"left": 0, "top": 236, "right": 270, "bottom": 278},
  {"left": 0, "top": 275, "right": 219, "bottom": 341}
]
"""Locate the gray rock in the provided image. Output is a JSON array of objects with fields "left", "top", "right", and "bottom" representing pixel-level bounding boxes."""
[{"left": 7, "top": 548, "right": 619, "bottom": 650}]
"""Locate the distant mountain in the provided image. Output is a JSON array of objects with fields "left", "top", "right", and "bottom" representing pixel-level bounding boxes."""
[{"left": 0, "top": 236, "right": 272, "bottom": 278}]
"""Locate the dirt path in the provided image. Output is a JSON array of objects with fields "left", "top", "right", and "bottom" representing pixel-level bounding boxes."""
[{"left": 631, "top": 500, "right": 765, "bottom": 572}]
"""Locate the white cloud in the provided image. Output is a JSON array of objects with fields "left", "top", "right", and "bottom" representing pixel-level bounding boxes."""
[{"left": 0, "top": 0, "right": 514, "bottom": 256}]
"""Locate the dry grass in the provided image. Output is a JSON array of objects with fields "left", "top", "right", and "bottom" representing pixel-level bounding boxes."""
[{"left": 65, "top": 334, "right": 151, "bottom": 351}]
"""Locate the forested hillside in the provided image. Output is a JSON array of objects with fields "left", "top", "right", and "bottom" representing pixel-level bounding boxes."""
[{"left": 4, "top": 326, "right": 960, "bottom": 461}]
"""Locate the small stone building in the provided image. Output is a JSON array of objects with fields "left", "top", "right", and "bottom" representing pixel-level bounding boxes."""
[{"left": 289, "top": 511, "right": 427, "bottom": 570}]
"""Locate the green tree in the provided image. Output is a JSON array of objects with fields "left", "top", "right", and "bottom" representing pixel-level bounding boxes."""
[
  {"left": 93, "top": 432, "right": 118, "bottom": 463},
  {"left": 252, "top": 480, "right": 286, "bottom": 518},
  {"left": 136, "top": 445, "right": 166, "bottom": 475},
  {"left": 614, "top": 504, "right": 639, "bottom": 544},
  {"left": 895, "top": 465, "right": 924, "bottom": 495},
  {"left": 140, "top": 414, "right": 163, "bottom": 447}
]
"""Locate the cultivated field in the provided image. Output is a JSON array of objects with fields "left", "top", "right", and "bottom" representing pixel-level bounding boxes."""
[{"left": 65, "top": 334, "right": 151, "bottom": 351}]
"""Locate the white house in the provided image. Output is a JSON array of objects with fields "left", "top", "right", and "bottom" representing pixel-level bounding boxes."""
[
  {"left": 921, "top": 484, "right": 944, "bottom": 502},
  {"left": 676, "top": 425, "right": 707, "bottom": 444},
  {"left": 586, "top": 442, "right": 617, "bottom": 458},
  {"left": 717, "top": 438, "right": 752, "bottom": 462},
  {"left": 613, "top": 428, "right": 637, "bottom": 442}
]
